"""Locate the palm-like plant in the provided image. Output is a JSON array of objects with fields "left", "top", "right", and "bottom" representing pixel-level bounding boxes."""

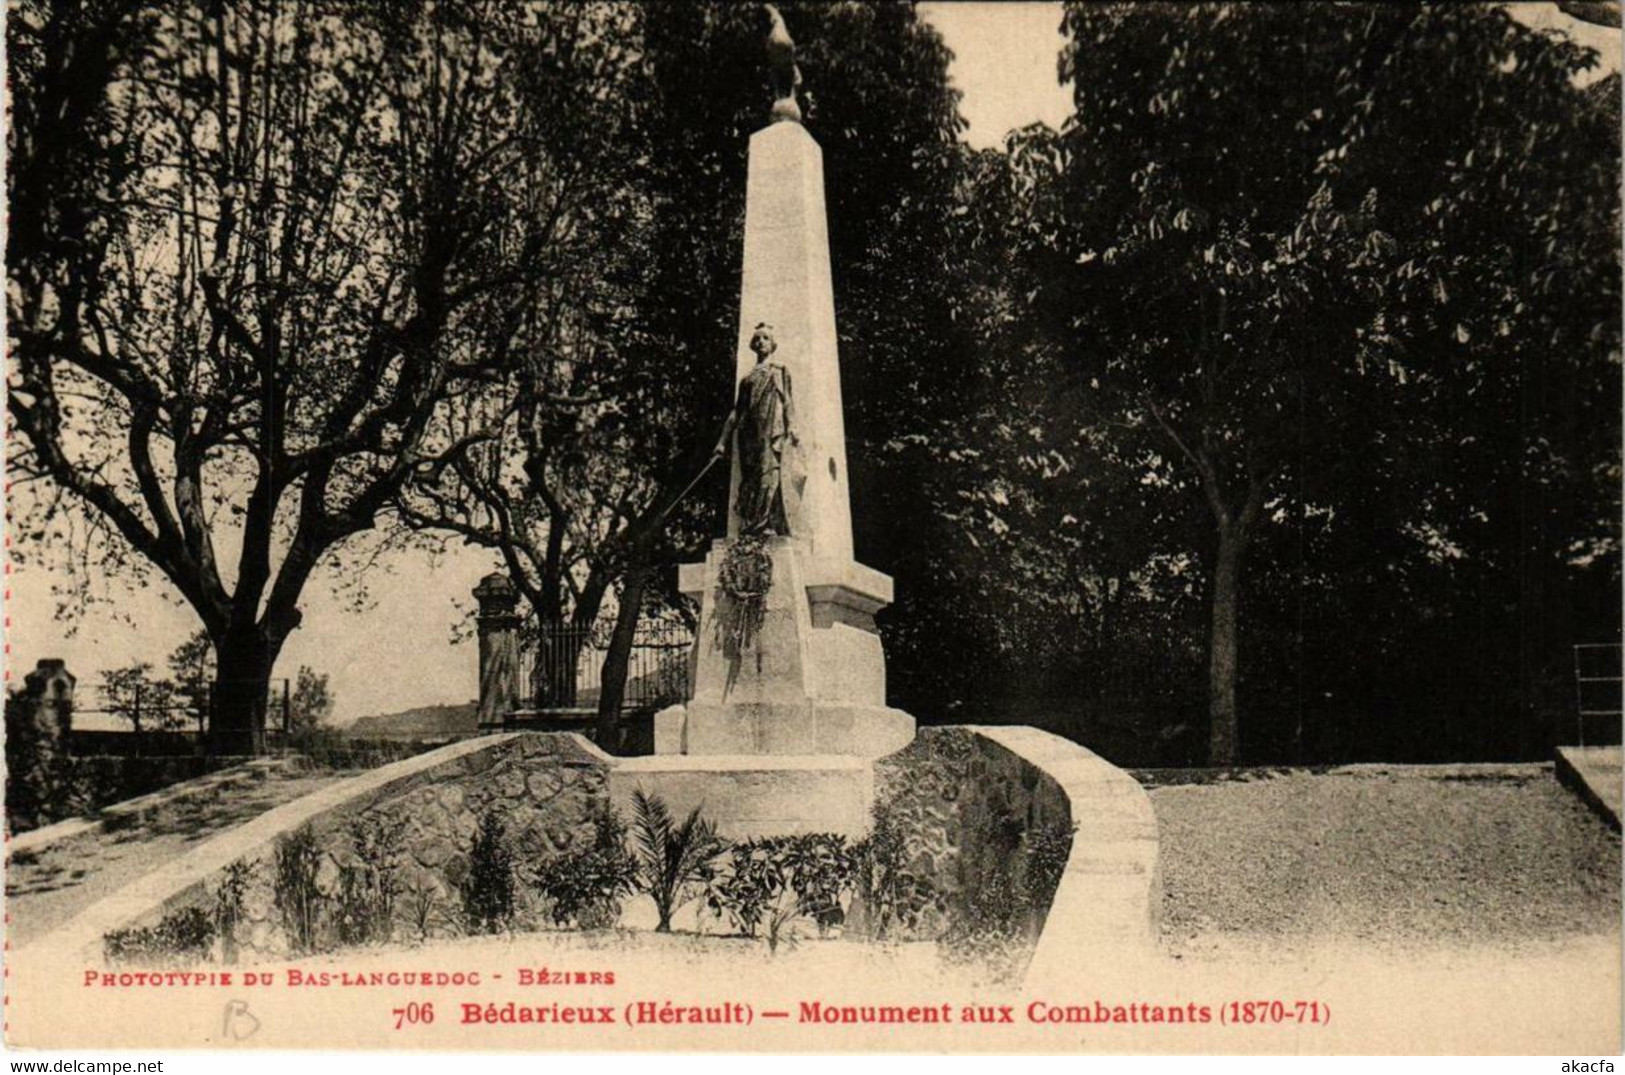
[{"left": 631, "top": 791, "right": 723, "bottom": 932}]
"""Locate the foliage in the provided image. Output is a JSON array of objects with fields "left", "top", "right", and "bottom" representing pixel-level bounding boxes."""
[
  {"left": 289, "top": 667, "right": 335, "bottom": 735},
  {"left": 706, "top": 834, "right": 855, "bottom": 952},
  {"left": 104, "top": 907, "right": 215, "bottom": 967},
  {"left": 167, "top": 632, "right": 214, "bottom": 726},
  {"left": 630, "top": 791, "right": 723, "bottom": 933},
  {"left": 936, "top": 867, "right": 1030, "bottom": 984},
  {"left": 212, "top": 860, "right": 255, "bottom": 965},
  {"left": 888, "top": 2, "right": 1620, "bottom": 765},
  {"left": 100, "top": 664, "right": 185, "bottom": 736},
  {"left": 402, "top": 877, "right": 460, "bottom": 945},
  {"left": 396, "top": 2, "right": 973, "bottom": 721},
  {"left": 939, "top": 813, "right": 1073, "bottom": 980},
  {"left": 851, "top": 798, "right": 936, "bottom": 941},
  {"left": 460, "top": 813, "right": 517, "bottom": 936},
  {"left": 334, "top": 814, "right": 406, "bottom": 947},
  {"left": 272, "top": 826, "right": 324, "bottom": 954},
  {"left": 7, "top": 0, "right": 612, "bottom": 754},
  {"left": 535, "top": 804, "right": 640, "bottom": 930}
]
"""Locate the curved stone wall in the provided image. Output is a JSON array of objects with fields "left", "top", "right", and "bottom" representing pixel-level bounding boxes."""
[
  {"left": 873, "top": 725, "right": 1159, "bottom": 978},
  {"left": 29, "top": 733, "right": 612, "bottom": 964},
  {"left": 965, "top": 726, "right": 1161, "bottom": 982}
]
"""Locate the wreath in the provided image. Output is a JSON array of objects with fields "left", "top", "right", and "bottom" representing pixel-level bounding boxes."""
[{"left": 718, "top": 535, "right": 773, "bottom": 660}]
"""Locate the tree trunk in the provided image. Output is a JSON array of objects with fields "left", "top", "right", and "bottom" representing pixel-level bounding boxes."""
[
  {"left": 209, "top": 630, "right": 273, "bottom": 756},
  {"left": 597, "top": 560, "right": 652, "bottom": 752},
  {"left": 1207, "top": 524, "right": 1245, "bottom": 766}
]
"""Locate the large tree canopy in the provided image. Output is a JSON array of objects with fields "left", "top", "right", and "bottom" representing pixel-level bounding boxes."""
[
  {"left": 941, "top": 2, "right": 1621, "bottom": 762},
  {"left": 8, "top": 0, "right": 597, "bottom": 751}
]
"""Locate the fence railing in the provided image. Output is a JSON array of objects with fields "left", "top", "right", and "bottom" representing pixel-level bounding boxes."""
[
  {"left": 72, "top": 678, "right": 293, "bottom": 747},
  {"left": 1573, "top": 643, "right": 1623, "bottom": 747},
  {"left": 516, "top": 619, "right": 692, "bottom": 713}
]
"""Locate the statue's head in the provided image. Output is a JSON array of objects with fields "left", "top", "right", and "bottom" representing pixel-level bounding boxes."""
[{"left": 750, "top": 322, "right": 777, "bottom": 361}]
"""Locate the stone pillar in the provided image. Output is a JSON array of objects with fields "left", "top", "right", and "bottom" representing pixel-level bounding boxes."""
[
  {"left": 5, "top": 660, "right": 77, "bottom": 830},
  {"left": 473, "top": 573, "right": 522, "bottom": 731},
  {"left": 26, "top": 659, "right": 77, "bottom": 737}
]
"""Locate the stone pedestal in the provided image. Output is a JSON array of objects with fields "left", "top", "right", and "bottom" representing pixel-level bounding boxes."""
[
  {"left": 608, "top": 754, "right": 873, "bottom": 840},
  {"left": 657, "top": 536, "right": 913, "bottom": 759}
]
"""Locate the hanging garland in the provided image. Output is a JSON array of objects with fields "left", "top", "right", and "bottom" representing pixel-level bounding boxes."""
[{"left": 718, "top": 535, "right": 773, "bottom": 659}]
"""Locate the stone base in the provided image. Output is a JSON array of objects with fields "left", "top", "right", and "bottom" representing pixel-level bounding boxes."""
[
  {"left": 607, "top": 754, "right": 874, "bottom": 839},
  {"left": 654, "top": 701, "right": 914, "bottom": 759}
]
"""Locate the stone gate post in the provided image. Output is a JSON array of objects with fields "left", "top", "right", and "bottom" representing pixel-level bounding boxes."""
[{"left": 473, "top": 573, "right": 522, "bottom": 731}]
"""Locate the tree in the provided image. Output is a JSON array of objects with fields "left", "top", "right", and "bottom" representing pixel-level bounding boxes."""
[
  {"left": 288, "top": 667, "right": 334, "bottom": 734},
  {"left": 167, "top": 630, "right": 213, "bottom": 730},
  {"left": 8, "top": 1, "right": 600, "bottom": 753},
  {"left": 101, "top": 662, "right": 181, "bottom": 739},
  {"left": 1009, "top": 3, "right": 1620, "bottom": 762},
  {"left": 394, "top": 3, "right": 717, "bottom": 724},
  {"left": 398, "top": 2, "right": 975, "bottom": 743}
]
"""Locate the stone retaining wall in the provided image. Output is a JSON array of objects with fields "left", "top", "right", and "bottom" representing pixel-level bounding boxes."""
[
  {"left": 965, "top": 726, "right": 1161, "bottom": 981},
  {"left": 873, "top": 725, "right": 1159, "bottom": 977},
  {"left": 35, "top": 733, "right": 612, "bottom": 965},
  {"left": 873, "top": 726, "right": 1072, "bottom": 938},
  {"left": 39, "top": 725, "right": 1158, "bottom": 984}
]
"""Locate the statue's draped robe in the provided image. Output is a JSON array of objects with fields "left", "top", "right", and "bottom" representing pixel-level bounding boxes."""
[{"left": 732, "top": 361, "right": 799, "bottom": 536}]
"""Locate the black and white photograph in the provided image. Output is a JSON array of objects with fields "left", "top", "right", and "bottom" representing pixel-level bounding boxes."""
[{"left": 2, "top": 0, "right": 1621, "bottom": 1057}]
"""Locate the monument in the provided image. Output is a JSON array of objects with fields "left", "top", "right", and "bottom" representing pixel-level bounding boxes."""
[
  {"left": 652, "top": 7, "right": 914, "bottom": 761},
  {"left": 610, "top": 6, "right": 915, "bottom": 835}
]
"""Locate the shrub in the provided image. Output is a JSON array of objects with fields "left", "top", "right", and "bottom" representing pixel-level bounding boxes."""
[
  {"left": 213, "top": 860, "right": 255, "bottom": 964},
  {"left": 630, "top": 791, "right": 723, "bottom": 932},
  {"left": 460, "top": 813, "right": 516, "bottom": 934},
  {"left": 937, "top": 866, "right": 1030, "bottom": 983},
  {"left": 273, "top": 826, "right": 325, "bottom": 953},
  {"left": 851, "top": 798, "right": 935, "bottom": 940},
  {"left": 334, "top": 814, "right": 406, "bottom": 946},
  {"left": 707, "top": 834, "right": 855, "bottom": 948},
  {"left": 536, "top": 804, "right": 639, "bottom": 929},
  {"left": 105, "top": 906, "right": 215, "bottom": 966},
  {"left": 938, "top": 817, "right": 1074, "bottom": 982},
  {"left": 402, "top": 876, "right": 459, "bottom": 944}
]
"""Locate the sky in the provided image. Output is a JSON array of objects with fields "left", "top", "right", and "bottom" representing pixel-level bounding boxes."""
[{"left": 7, "top": 3, "right": 1620, "bottom": 725}]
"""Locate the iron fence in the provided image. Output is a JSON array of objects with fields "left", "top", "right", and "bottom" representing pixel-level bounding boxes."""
[
  {"left": 516, "top": 619, "right": 692, "bottom": 713},
  {"left": 71, "top": 678, "right": 293, "bottom": 752},
  {"left": 1573, "top": 643, "right": 1623, "bottom": 746}
]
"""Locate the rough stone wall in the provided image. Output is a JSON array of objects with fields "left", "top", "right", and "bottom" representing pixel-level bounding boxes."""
[
  {"left": 873, "top": 726, "right": 1072, "bottom": 938},
  {"left": 118, "top": 734, "right": 610, "bottom": 964}
]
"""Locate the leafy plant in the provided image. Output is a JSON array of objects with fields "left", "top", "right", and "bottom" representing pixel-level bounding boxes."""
[
  {"left": 273, "top": 826, "right": 325, "bottom": 953},
  {"left": 630, "top": 791, "right": 723, "bottom": 932},
  {"left": 851, "top": 798, "right": 935, "bottom": 940},
  {"left": 105, "top": 906, "right": 215, "bottom": 966},
  {"left": 213, "top": 859, "right": 255, "bottom": 964},
  {"left": 536, "top": 804, "right": 639, "bottom": 929},
  {"left": 707, "top": 834, "right": 855, "bottom": 948},
  {"left": 460, "top": 813, "right": 516, "bottom": 935},
  {"left": 937, "top": 867, "right": 1031, "bottom": 984},
  {"left": 402, "top": 876, "right": 459, "bottom": 944},
  {"left": 334, "top": 814, "right": 406, "bottom": 946}
]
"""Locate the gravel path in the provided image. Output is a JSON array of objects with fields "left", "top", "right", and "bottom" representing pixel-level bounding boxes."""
[
  {"left": 1146, "top": 764, "right": 1621, "bottom": 958},
  {"left": 5, "top": 770, "right": 350, "bottom": 946}
]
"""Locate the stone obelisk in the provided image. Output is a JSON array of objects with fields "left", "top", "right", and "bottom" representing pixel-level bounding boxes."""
[{"left": 655, "top": 7, "right": 913, "bottom": 759}]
